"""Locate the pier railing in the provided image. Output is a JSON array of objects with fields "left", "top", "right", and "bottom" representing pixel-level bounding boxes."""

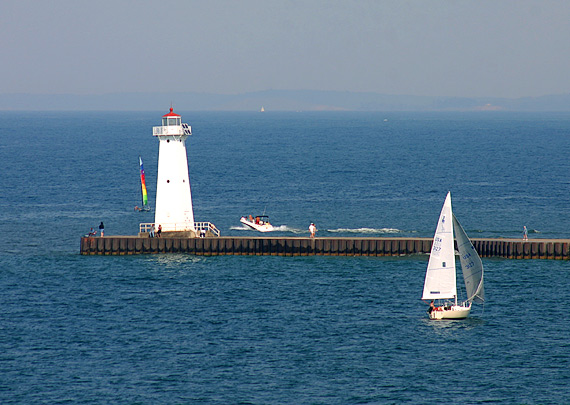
[{"left": 195, "top": 222, "right": 220, "bottom": 237}]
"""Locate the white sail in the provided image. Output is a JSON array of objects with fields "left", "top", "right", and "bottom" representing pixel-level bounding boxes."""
[
  {"left": 452, "top": 214, "right": 485, "bottom": 304},
  {"left": 422, "top": 192, "right": 457, "bottom": 301}
]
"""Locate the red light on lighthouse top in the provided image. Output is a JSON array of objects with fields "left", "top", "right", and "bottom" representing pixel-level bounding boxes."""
[{"left": 162, "top": 107, "right": 180, "bottom": 118}]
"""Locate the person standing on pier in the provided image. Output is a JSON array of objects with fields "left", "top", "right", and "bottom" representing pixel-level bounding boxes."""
[
  {"left": 309, "top": 223, "right": 317, "bottom": 238},
  {"left": 99, "top": 221, "right": 105, "bottom": 237},
  {"left": 523, "top": 226, "right": 528, "bottom": 241}
]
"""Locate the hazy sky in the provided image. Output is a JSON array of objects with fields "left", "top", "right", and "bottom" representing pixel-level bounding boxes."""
[{"left": 2, "top": 0, "right": 569, "bottom": 98}]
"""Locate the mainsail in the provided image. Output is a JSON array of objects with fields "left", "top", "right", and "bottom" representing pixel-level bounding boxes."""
[
  {"left": 422, "top": 192, "right": 457, "bottom": 301},
  {"left": 139, "top": 156, "right": 149, "bottom": 208},
  {"left": 452, "top": 214, "right": 485, "bottom": 304}
]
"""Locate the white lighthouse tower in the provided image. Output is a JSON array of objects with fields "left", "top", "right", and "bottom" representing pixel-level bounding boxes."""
[{"left": 153, "top": 107, "right": 196, "bottom": 236}]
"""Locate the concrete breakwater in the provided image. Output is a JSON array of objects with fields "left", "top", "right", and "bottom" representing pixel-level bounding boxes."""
[{"left": 80, "top": 236, "right": 570, "bottom": 260}]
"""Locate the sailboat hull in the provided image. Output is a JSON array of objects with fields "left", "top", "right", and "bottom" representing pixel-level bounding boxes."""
[{"left": 429, "top": 304, "right": 471, "bottom": 320}]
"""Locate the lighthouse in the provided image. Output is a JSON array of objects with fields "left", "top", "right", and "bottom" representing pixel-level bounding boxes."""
[{"left": 153, "top": 108, "right": 196, "bottom": 236}]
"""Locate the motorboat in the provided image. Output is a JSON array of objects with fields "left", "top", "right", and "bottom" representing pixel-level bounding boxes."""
[{"left": 240, "top": 215, "right": 274, "bottom": 232}]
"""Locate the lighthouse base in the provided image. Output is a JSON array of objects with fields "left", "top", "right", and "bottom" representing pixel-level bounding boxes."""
[
  {"left": 162, "top": 230, "right": 197, "bottom": 238},
  {"left": 138, "top": 230, "right": 196, "bottom": 238},
  {"left": 139, "top": 222, "right": 220, "bottom": 239}
]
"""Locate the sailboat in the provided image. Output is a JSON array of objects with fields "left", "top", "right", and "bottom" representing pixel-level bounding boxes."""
[
  {"left": 422, "top": 192, "right": 485, "bottom": 320},
  {"left": 135, "top": 156, "right": 151, "bottom": 212}
]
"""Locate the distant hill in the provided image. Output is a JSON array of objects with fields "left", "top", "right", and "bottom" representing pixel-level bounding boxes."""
[{"left": 1, "top": 90, "right": 570, "bottom": 111}]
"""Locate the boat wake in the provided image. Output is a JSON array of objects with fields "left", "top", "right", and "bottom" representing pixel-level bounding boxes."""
[
  {"left": 230, "top": 226, "right": 408, "bottom": 235},
  {"left": 231, "top": 225, "right": 257, "bottom": 231},
  {"left": 230, "top": 225, "right": 306, "bottom": 234},
  {"left": 271, "top": 225, "right": 303, "bottom": 233},
  {"left": 327, "top": 227, "right": 403, "bottom": 234}
]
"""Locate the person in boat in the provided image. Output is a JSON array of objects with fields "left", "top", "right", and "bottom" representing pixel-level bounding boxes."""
[
  {"left": 256, "top": 216, "right": 260, "bottom": 224},
  {"left": 427, "top": 300, "right": 435, "bottom": 314},
  {"left": 249, "top": 214, "right": 254, "bottom": 222},
  {"left": 309, "top": 223, "right": 316, "bottom": 238}
]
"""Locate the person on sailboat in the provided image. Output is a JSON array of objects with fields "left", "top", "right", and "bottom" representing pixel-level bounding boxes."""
[{"left": 427, "top": 300, "right": 435, "bottom": 314}]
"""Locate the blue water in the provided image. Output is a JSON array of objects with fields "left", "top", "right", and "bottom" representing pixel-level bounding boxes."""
[{"left": 1, "top": 111, "right": 569, "bottom": 403}]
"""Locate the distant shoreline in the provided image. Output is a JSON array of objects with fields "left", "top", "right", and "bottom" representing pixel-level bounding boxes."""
[{"left": 1, "top": 90, "right": 570, "bottom": 112}]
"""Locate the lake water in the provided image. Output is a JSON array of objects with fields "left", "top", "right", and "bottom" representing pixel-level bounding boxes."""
[{"left": 0, "top": 111, "right": 569, "bottom": 403}]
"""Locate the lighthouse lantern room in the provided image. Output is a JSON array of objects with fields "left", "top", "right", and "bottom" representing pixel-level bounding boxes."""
[{"left": 153, "top": 108, "right": 195, "bottom": 235}]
